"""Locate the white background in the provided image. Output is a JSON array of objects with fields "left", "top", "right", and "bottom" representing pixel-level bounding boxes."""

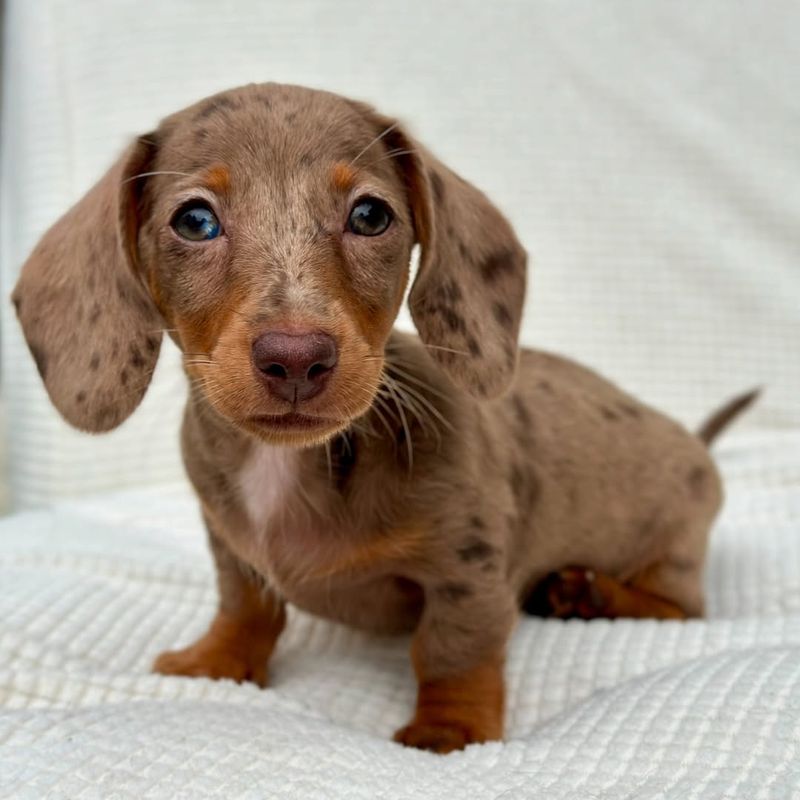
[{"left": 1, "top": 0, "right": 798, "bottom": 506}]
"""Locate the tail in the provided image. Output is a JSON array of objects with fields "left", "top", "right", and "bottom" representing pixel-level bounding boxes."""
[{"left": 697, "top": 387, "right": 761, "bottom": 446}]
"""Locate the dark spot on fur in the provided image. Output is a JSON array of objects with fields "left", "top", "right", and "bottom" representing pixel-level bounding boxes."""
[
  {"left": 129, "top": 345, "right": 145, "bottom": 369},
  {"left": 457, "top": 536, "right": 495, "bottom": 563},
  {"left": 435, "top": 280, "right": 462, "bottom": 304},
  {"left": 538, "top": 380, "right": 552, "bottom": 393},
  {"left": 466, "top": 335, "right": 482, "bottom": 357},
  {"left": 619, "top": 402, "right": 641, "bottom": 419},
  {"left": 493, "top": 302, "right": 513, "bottom": 330},
  {"left": 120, "top": 369, "right": 129, "bottom": 386},
  {"left": 479, "top": 249, "right": 517, "bottom": 283},
  {"left": 688, "top": 466, "right": 709, "bottom": 500},
  {"left": 440, "top": 306, "right": 467, "bottom": 335},
  {"left": 194, "top": 128, "right": 209, "bottom": 143},
  {"left": 286, "top": 111, "right": 297, "bottom": 123},
  {"left": 75, "top": 391, "right": 86, "bottom": 404},
  {"left": 299, "top": 153, "right": 313, "bottom": 167},
  {"left": 29, "top": 344, "right": 48, "bottom": 379},
  {"left": 145, "top": 336, "right": 158, "bottom": 354},
  {"left": 430, "top": 172, "right": 446, "bottom": 204},
  {"left": 437, "top": 582, "right": 473, "bottom": 602},
  {"left": 88, "top": 304, "right": 102, "bottom": 325},
  {"left": 458, "top": 240, "right": 469, "bottom": 260},
  {"left": 194, "top": 96, "right": 238, "bottom": 122},
  {"left": 470, "top": 515, "right": 486, "bottom": 531},
  {"left": 600, "top": 406, "right": 620, "bottom": 421},
  {"left": 89, "top": 353, "right": 101, "bottom": 370}
]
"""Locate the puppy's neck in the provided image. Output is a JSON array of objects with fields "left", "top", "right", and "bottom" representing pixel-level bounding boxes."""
[{"left": 238, "top": 441, "right": 300, "bottom": 533}]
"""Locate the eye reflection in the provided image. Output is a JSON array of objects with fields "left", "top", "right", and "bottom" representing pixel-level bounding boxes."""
[
  {"left": 347, "top": 197, "right": 393, "bottom": 236},
  {"left": 171, "top": 203, "right": 222, "bottom": 241}
]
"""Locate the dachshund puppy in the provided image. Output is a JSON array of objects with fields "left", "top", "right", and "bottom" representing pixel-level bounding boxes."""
[{"left": 12, "top": 83, "right": 756, "bottom": 754}]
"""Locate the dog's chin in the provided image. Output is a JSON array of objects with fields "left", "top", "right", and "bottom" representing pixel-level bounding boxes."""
[{"left": 239, "top": 413, "right": 352, "bottom": 448}]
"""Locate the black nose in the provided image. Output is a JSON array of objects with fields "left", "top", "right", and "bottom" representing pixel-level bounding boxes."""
[{"left": 251, "top": 331, "right": 337, "bottom": 402}]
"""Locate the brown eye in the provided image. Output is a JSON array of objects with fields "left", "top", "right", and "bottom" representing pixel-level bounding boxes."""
[
  {"left": 347, "top": 197, "right": 392, "bottom": 236},
  {"left": 171, "top": 202, "right": 222, "bottom": 241}
]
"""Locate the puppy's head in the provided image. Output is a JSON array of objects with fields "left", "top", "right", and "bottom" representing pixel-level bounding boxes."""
[{"left": 13, "top": 83, "right": 526, "bottom": 446}]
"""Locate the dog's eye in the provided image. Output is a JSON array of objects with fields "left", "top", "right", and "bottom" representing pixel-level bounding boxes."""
[
  {"left": 347, "top": 197, "right": 392, "bottom": 236},
  {"left": 171, "top": 203, "right": 222, "bottom": 241}
]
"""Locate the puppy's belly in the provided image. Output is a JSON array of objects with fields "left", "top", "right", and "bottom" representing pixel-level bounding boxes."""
[{"left": 285, "top": 574, "right": 424, "bottom": 635}]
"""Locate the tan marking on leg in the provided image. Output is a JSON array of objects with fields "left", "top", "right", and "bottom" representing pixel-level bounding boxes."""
[
  {"left": 394, "top": 647, "right": 505, "bottom": 754},
  {"left": 153, "top": 581, "right": 286, "bottom": 687}
]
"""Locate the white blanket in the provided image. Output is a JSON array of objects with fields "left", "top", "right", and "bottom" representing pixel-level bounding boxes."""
[{"left": 1, "top": 430, "right": 798, "bottom": 798}]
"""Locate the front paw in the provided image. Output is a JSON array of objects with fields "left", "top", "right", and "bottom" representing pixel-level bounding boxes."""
[
  {"left": 394, "top": 720, "right": 471, "bottom": 754},
  {"left": 153, "top": 642, "right": 268, "bottom": 687},
  {"left": 394, "top": 712, "right": 501, "bottom": 754}
]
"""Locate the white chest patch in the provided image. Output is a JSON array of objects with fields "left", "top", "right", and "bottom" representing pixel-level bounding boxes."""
[{"left": 238, "top": 443, "right": 298, "bottom": 534}]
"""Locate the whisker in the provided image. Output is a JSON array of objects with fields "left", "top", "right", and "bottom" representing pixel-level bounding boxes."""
[
  {"left": 369, "top": 395, "right": 397, "bottom": 441},
  {"left": 382, "top": 375, "right": 413, "bottom": 471},
  {"left": 386, "top": 381, "right": 433, "bottom": 442},
  {"left": 420, "top": 343, "right": 471, "bottom": 357},
  {"left": 121, "top": 170, "right": 193, "bottom": 185},
  {"left": 349, "top": 121, "right": 399, "bottom": 167},
  {"left": 383, "top": 373, "right": 442, "bottom": 446},
  {"left": 360, "top": 148, "right": 419, "bottom": 170},
  {"left": 384, "top": 366, "right": 454, "bottom": 435},
  {"left": 396, "top": 380, "right": 455, "bottom": 435},
  {"left": 385, "top": 362, "right": 451, "bottom": 401},
  {"left": 324, "top": 439, "right": 333, "bottom": 484}
]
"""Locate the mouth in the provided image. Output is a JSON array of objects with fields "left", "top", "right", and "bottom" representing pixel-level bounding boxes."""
[{"left": 248, "top": 412, "right": 335, "bottom": 431}]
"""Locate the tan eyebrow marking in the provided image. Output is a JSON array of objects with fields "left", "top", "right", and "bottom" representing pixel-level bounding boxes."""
[
  {"left": 202, "top": 164, "right": 231, "bottom": 194},
  {"left": 331, "top": 162, "right": 357, "bottom": 192}
]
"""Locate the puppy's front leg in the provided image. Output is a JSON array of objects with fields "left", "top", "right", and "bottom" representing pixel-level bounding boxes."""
[
  {"left": 394, "top": 584, "right": 517, "bottom": 753},
  {"left": 153, "top": 518, "right": 285, "bottom": 687}
]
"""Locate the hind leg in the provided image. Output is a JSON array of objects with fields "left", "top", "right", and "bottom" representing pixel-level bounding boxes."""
[{"left": 528, "top": 559, "right": 704, "bottom": 620}]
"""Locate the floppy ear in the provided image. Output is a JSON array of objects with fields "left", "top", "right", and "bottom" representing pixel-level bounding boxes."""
[
  {"left": 11, "top": 137, "right": 164, "bottom": 432},
  {"left": 384, "top": 123, "right": 527, "bottom": 399}
]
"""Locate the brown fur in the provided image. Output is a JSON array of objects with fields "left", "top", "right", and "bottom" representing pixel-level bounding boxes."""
[{"left": 12, "top": 83, "right": 756, "bottom": 753}]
